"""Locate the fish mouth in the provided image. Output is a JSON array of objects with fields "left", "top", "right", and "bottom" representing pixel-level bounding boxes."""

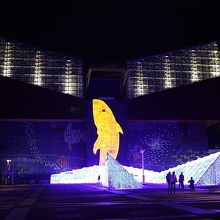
[{"left": 92, "top": 99, "right": 100, "bottom": 106}]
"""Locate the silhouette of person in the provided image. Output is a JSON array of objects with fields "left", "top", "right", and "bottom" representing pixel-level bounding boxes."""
[
  {"left": 166, "top": 171, "right": 171, "bottom": 193},
  {"left": 188, "top": 177, "right": 195, "bottom": 191},
  {"left": 179, "top": 172, "right": 184, "bottom": 189},
  {"left": 170, "top": 171, "right": 177, "bottom": 194}
]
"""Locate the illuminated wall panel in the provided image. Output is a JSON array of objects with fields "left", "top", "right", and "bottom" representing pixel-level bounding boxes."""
[
  {"left": 127, "top": 121, "right": 208, "bottom": 171},
  {"left": 127, "top": 41, "right": 220, "bottom": 99},
  {"left": 0, "top": 120, "right": 86, "bottom": 179},
  {"left": 0, "top": 38, "right": 84, "bottom": 98}
]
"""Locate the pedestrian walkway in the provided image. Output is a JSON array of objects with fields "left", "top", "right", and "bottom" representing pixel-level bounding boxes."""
[{"left": 0, "top": 184, "right": 220, "bottom": 219}]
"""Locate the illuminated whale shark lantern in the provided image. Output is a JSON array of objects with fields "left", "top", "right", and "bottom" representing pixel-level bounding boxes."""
[{"left": 93, "top": 99, "right": 123, "bottom": 165}]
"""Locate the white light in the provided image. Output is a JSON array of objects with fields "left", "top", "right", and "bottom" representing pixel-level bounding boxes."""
[
  {"left": 190, "top": 50, "right": 200, "bottom": 82},
  {"left": 62, "top": 60, "right": 80, "bottom": 96},
  {"left": 134, "top": 62, "right": 147, "bottom": 97},
  {"left": 34, "top": 51, "right": 43, "bottom": 86},
  {"left": 50, "top": 151, "right": 220, "bottom": 187},
  {"left": 163, "top": 57, "right": 174, "bottom": 89},
  {"left": 210, "top": 48, "right": 220, "bottom": 78},
  {"left": 3, "top": 42, "right": 12, "bottom": 77},
  {"left": 50, "top": 165, "right": 105, "bottom": 184}
]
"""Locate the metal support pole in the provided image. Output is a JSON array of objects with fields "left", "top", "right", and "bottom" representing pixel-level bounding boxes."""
[{"left": 140, "top": 149, "right": 145, "bottom": 184}]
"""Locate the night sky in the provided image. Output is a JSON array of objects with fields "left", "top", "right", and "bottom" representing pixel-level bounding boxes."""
[{"left": 0, "top": 1, "right": 219, "bottom": 66}]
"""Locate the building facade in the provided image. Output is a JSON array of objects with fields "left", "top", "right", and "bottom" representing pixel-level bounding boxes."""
[
  {"left": 0, "top": 38, "right": 219, "bottom": 183},
  {"left": 0, "top": 38, "right": 84, "bottom": 98},
  {"left": 127, "top": 41, "right": 220, "bottom": 99}
]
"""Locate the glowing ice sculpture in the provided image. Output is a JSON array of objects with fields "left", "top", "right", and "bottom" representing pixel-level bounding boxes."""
[
  {"left": 51, "top": 151, "right": 220, "bottom": 187},
  {"left": 51, "top": 153, "right": 142, "bottom": 189},
  {"left": 104, "top": 153, "right": 142, "bottom": 189},
  {"left": 50, "top": 165, "right": 105, "bottom": 184},
  {"left": 125, "top": 151, "right": 220, "bottom": 186}
]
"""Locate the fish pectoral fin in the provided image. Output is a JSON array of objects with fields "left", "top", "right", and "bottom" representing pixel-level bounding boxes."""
[
  {"left": 93, "top": 146, "right": 99, "bottom": 154},
  {"left": 117, "top": 123, "right": 123, "bottom": 134},
  {"left": 93, "top": 143, "right": 101, "bottom": 154}
]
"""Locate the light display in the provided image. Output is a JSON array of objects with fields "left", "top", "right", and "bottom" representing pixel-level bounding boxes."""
[
  {"left": 127, "top": 41, "right": 220, "bottom": 99},
  {"left": 210, "top": 49, "right": 220, "bottom": 78},
  {"left": 92, "top": 99, "right": 123, "bottom": 165},
  {"left": 24, "top": 122, "right": 61, "bottom": 170},
  {"left": 51, "top": 153, "right": 142, "bottom": 189},
  {"left": 143, "top": 151, "right": 220, "bottom": 186},
  {"left": 134, "top": 62, "right": 145, "bottom": 96},
  {"left": 3, "top": 42, "right": 12, "bottom": 77},
  {"left": 190, "top": 50, "right": 200, "bottom": 82},
  {"left": 64, "top": 123, "right": 74, "bottom": 151},
  {"left": 50, "top": 151, "right": 220, "bottom": 187},
  {"left": 63, "top": 123, "right": 85, "bottom": 151},
  {"left": 0, "top": 38, "right": 84, "bottom": 98},
  {"left": 105, "top": 153, "right": 142, "bottom": 189},
  {"left": 62, "top": 60, "right": 76, "bottom": 95},
  {"left": 34, "top": 51, "right": 43, "bottom": 86},
  {"left": 51, "top": 165, "right": 105, "bottom": 184},
  {"left": 163, "top": 56, "right": 173, "bottom": 89}
]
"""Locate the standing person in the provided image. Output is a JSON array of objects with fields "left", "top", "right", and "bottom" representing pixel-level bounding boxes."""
[
  {"left": 188, "top": 177, "right": 195, "bottom": 191},
  {"left": 170, "top": 171, "right": 177, "bottom": 194},
  {"left": 166, "top": 171, "right": 171, "bottom": 193},
  {"left": 179, "top": 172, "right": 184, "bottom": 189}
]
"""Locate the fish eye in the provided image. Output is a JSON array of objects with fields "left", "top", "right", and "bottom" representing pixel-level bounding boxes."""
[{"left": 102, "top": 109, "right": 106, "bottom": 112}]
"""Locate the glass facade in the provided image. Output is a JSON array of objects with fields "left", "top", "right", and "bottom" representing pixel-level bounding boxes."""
[
  {"left": 0, "top": 38, "right": 84, "bottom": 98},
  {"left": 127, "top": 41, "right": 220, "bottom": 99}
]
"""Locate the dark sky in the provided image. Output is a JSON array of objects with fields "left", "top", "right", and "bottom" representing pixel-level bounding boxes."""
[{"left": 0, "top": 1, "right": 219, "bottom": 66}]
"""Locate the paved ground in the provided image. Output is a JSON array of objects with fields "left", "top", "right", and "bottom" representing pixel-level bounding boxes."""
[{"left": 0, "top": 183, "right": 220, "bottom": 219}]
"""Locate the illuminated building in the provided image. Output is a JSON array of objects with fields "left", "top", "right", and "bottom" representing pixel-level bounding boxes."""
[
  {"left": 0, "top": 38, "right": 83, "bottom": 98},
  {"left": 127, "top": 41, "right": 220, "bottom": 99},
  {"left": 1, "top": 37, "right": 220, "bottom": 186}
]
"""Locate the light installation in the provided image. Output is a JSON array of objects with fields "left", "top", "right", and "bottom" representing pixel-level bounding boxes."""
[
  {"left": 51, "top": 151, "right": 220, "bottom": 188},
  {"left": 92, "top": 99, "right": 123, "bottom": 166},
  {"left": 24, "top": 122, "right": 61, "bottom": 171},
  {"left": 105, "top": 153, "right": 142, "bottom": 189},
  {"left": 51, "top": 153, "right": 142, "bottom": 189}
]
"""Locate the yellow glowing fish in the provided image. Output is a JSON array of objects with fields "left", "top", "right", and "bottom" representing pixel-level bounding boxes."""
[{"left": 93, "top": 99, "right": 123, "bottom": 166}]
